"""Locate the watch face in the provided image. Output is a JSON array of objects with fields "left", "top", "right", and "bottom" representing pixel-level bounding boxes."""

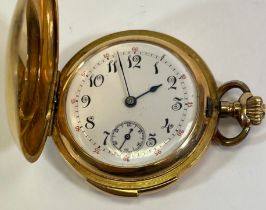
[{"left": 65, "top": 42, "right": 198, "bottom": 168}]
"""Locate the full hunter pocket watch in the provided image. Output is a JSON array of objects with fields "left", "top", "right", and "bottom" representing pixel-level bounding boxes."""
[{"left": 7, "top": 0, "right": 265, "bottom": 196}]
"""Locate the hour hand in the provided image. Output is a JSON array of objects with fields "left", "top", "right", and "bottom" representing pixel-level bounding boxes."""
[
  {"left": 125, "top": 84, "right": 163, "bottom": 108},
  {"left": 136, "top": 84, "right": 163, "bottom": 100}
]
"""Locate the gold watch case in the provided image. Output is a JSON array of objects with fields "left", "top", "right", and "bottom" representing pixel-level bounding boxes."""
[
  {"left": 54, "top": 30, "right": 219, "bottom": 196},
  {"left": 6, "top": 0, "right": 265, "bottom": 197}
]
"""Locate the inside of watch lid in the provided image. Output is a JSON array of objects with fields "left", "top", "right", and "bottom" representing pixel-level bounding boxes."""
[{"left": 6, "top": 0, "right": 59, "bottom": 162}]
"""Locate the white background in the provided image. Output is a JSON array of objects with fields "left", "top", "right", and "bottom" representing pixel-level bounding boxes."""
[{"left": 0, "top": 0, "right": 266, "bottom": 210}]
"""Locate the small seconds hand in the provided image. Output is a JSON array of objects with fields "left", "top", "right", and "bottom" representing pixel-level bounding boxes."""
[
  {"left": 119, "top": 129, "right": 134, "bottom": 150},
  {"left": 117, "top": 51, "right": 131, "bottom": 97}
]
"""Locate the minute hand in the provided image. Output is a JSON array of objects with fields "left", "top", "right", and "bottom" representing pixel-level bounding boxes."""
[
  {"left": 136, "top": 84, "right": 163, "bottom": 100},
  {"left": 117, "top": 51, "right": 131, "bottom": 97}
]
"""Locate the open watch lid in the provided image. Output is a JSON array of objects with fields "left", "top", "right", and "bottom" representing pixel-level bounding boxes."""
[{"left": 6, "top": 0, "right": 59, "bottom": 162}]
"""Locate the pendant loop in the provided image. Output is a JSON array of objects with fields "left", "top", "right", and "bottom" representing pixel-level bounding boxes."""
[{"left": 214, "top": 80, "right": 265, "bottom": 146}]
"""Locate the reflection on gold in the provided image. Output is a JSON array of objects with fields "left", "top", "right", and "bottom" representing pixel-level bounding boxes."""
[{"left": 6, "top": 0, "right": 58, "bottom": 162}]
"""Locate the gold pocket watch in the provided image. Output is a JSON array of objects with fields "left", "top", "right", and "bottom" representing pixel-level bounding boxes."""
[{"left": 7, "top": 0, "right": 265, "bottom": 197}]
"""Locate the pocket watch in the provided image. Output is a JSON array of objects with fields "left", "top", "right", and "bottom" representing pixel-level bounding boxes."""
[{"left": 6, "top": 0, "right": 265, "bottom": 197}]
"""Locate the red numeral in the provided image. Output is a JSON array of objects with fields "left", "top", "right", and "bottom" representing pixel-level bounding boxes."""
[
  {"left": 104, "top": 53, "right": 110, "bottom": 60},
  {"left": 177, "top": 129, "right": 184, "bottom": 136},
  {"left": 123, "top": 155, "right": 130, "bottom": 162},
  {"left": 75, "top": 126, "right": 81, "bottom": 132},
  {"left": 93, "top": 147, "right": 100, "bottom": 154},
  {"left": 155, "top": 149, "right": 162, "bottom": 156},
  {"left": 179, "top": 74, "right": 186, "bottom": 80},
  {"left": 71, "top": 99, "right": 76, "bottom": 104},
  {"left": 132, "top": 47, "right": 139, "bottom": 53},
  {"left": 186, "top": 102, "right": 193, "bottom": 107}
]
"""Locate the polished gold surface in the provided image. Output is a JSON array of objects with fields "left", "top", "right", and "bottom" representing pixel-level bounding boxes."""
[
  {"left": 53, "top": 30, "right": 219, "bottom": 196},
  {"left": 214, "top": 81, "right": 265, "bottom": 146},
  {"left": 246, "top": 95, "right": 265, "bottom": 125},
  {"left": 6, "top": 0, "right": 58, "bottom": 162}
]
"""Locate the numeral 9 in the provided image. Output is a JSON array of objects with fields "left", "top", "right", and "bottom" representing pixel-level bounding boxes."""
[{"left": 81, "top": 95, "right": 91, "bottom": 108}]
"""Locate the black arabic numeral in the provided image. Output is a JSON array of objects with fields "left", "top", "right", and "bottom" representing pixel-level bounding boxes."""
[
  {"left": 172, "top": 97, "right": 183, "bottom": 111},
  {"left": 128, "top": 55, "right": 141, "bottom": 69},
  {"left": 108, "top": 60, "right": 118, "bottom": 73},
  {"left": 161, "top": 118, "right": 174, "bottom": 133},
  {"left": 103, "top": 131, "right": 110, "bottom": 145},
  {"left": 154, "top": 61, "right": 159, "bottom": 74},
  {"left": 167, "top": 76, "right": 177, "bottom": 90},
  {"left": 81, "top": 95, "right": 91, "bottom": 108},
  {"left": 146, "top": 133, "right": 157, "bottom": 147},
  {"left": 85, "top": 116, "right": 95, "bottom": 129},
  {"left": 128, "top": 55, "right": 132, "bottom": 68},
  {"left": 89, "top": 74, "right": 104, "bottom": 87}
]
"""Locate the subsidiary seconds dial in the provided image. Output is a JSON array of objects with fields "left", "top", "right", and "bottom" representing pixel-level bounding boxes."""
[
  {"left": 66, "top": 42, "right": 198, "bottom": 167},
  {"left": 111, "top": 121, "right": 146, "bottom": 153}
]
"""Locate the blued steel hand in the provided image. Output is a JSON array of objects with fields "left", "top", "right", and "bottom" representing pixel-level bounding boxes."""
[
  {"left": 119, "top": 129, "right": 134, "bottom": 150},
  {"left": 117, "top": 51, "right": 131, "bottom": 97},
  {"left": 136, "top": 84, "right": 163, "bottom": 100}
]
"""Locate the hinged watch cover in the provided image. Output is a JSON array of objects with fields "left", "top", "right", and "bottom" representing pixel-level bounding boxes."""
[{"left": 6, "top": 0, "right": 59, "bottom": 162}]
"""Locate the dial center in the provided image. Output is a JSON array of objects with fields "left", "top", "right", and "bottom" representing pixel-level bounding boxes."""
[{"left": 125, "top": 96, "right": 137, "bottom": 107}]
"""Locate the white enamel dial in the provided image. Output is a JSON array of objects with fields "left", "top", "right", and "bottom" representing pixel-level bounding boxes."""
[{"left": 66, "top": 42, "right": 198, "bottom": 167}]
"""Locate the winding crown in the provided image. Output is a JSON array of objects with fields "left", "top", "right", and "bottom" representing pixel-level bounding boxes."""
[
  {"left": 246, "top": 96, "right": 265, "bottom": 125},
  {"left": 220, "top": 92, "right": 265, "bottom": 127}
]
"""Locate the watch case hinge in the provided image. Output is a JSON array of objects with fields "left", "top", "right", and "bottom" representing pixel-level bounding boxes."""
[{"left": 48, "top": 70, "right": 61, "bottom": 136}]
